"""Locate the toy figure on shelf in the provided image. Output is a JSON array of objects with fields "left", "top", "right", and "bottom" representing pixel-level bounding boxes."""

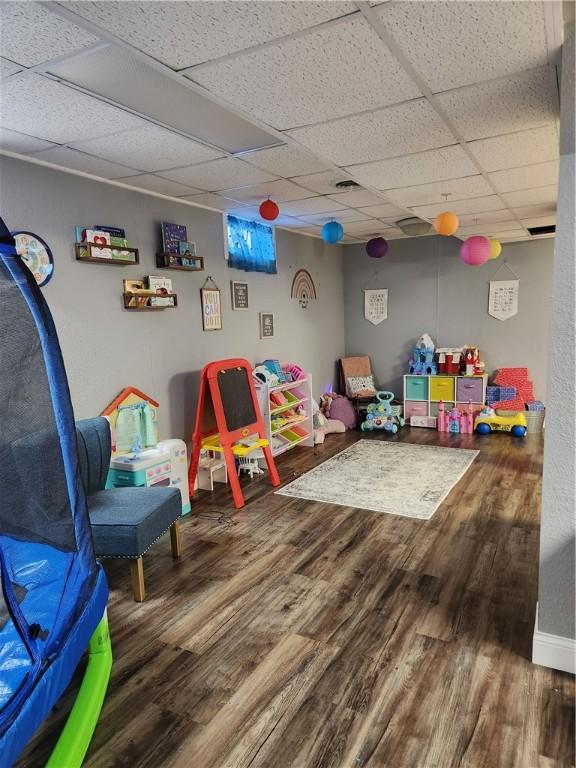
[
  {"left": 408, "top": 333, "right": 437, "bottom": 375},
  {"left": 437, "top": 400, "right": 474, "bottom": 434},
  {"left": 360, "top": 391, "right": 405, "bottom": 433},
  {"left": 461, "top": 346, "right": 485, "bottom": 375}
]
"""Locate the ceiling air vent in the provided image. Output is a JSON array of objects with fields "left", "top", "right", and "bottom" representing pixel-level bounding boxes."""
[
  {"left": 396, "top": 217, "right": 432, "bottom": 236},
  {"left": 528, "top": 224, "right": 556, "bottom": 236},
  {"left": 333, "top": 179, "right": 362, "bottom": 189}
]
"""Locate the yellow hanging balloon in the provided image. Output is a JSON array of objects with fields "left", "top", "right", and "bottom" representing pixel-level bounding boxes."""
[{"left": 489, "top": 238, "right": 502, "bottom": 260}]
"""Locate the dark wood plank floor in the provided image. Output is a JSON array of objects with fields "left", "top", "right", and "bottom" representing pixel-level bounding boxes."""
[{"left": 19, "top": 429, "right": 575, "bottom": 768}]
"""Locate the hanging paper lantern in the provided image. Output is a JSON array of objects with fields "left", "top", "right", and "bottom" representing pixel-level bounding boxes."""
[
  {"left": 489, "top": 238, "right": 502, "bottom": 260},
  {"left": 434, "top": 211, "right": 459, "bottom": 236},
  {"left": 460, "top": 235, "right": 491, "bottom": 266},
  {"left": 259, "top": 198, "right": 279, "bottom": 221},
  {"left": 366, "top": 237, "right": 389, "bottom": 258},
  {"left": 321, "top": 220, "right": 344, "bottom": 244}
]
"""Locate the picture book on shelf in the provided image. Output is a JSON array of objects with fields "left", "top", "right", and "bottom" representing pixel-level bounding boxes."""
[{"left": 162, "top": 222, "right": 187, "bottom": 253}]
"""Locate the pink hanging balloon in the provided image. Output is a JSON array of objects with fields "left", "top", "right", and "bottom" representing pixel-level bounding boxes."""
[{"left": 460, "top": 235, "right": 490, "bottom": 266}]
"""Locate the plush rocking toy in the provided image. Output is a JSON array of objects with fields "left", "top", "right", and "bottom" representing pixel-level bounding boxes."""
[{"left": 360, "top": 391, "right": 405, "bottom": 433}]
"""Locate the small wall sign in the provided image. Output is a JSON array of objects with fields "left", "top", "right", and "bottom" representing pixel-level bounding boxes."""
[
  {"left": 201, "top": 277, "right": 222, "bottom": 331},
  {"left": 364, "top": 288, "right": 388, "bottom": 325},
  {"left": 231, "top": 280, "right": 249, "bottom": 310},
  {"left": 259, "top": 312, "right": 274, "bottom": 339},
  {"left": 489, "top": 279, "right": 519, "bottom": 321},
  {"left": 12, "top": 231, "right": 54, "bottom": 287}
]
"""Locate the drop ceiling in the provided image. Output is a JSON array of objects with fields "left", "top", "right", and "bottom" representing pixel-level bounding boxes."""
[{"left": 0, "top": 0, "right": 563, "bottom": 243}]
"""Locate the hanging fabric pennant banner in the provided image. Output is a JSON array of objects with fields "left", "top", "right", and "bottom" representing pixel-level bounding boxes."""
[
  {"left": 488, "top": 279, "right": 519, "bottom": 320},
  {"left": 364, "top": 288, "right": 388, "bottom": 325}
]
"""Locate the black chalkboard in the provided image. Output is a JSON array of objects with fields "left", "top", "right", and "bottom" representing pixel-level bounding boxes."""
[{"left": 217, "top": 367, "right": 257, "bottom": 432}]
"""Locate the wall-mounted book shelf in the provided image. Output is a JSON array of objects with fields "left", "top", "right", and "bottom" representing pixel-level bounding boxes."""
[
  {"left": 123, "top": 293, "right": 178, "bottom": 311},
  {"left": 155, "top": 253, "right": 204, "bottom": 272},
  {"left": 75, "top": 243, "right": 139, "bottom": 266}
]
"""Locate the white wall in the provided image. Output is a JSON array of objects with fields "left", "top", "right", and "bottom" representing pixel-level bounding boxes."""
[
  {"left": 537, "top": 25, "right": 575, "bottom": 642},
  {"left": 0, "top": 156, "right": 346, "bottom": 440},
  {"left": 343, "top": 235, "right": 554, "bottom": 401}
]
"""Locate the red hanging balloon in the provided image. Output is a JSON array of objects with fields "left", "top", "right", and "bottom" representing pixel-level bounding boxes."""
[{"left": 259, "top": 198, "right": 279, "bottom": 221}]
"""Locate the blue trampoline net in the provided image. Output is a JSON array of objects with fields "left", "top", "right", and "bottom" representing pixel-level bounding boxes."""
[{"left": 0, "top": 221, "right": 101, "bottom": 746}]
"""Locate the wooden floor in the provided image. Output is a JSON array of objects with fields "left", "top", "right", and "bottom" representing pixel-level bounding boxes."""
[{"left": 20, "top": 429, "right": 575, "bottom": 768}]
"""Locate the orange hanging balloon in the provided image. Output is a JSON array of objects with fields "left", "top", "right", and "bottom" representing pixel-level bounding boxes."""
[
  {"left": 259, "top": 198, "right": 279, "bottom": 221},
  {"left": 434, "top": 211, "right": 459, "bottom": 236}
]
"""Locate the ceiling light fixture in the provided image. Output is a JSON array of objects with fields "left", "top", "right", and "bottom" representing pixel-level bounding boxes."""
[
  {"left": 395, "top": 217, "right": 432, "bottom": 236},
  {"left": 333, "top": 180, "right": 362, "bottom": 189}
]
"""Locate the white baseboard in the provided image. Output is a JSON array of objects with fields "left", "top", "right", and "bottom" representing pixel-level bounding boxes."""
[{"left": 532, "top": 603, "right": 576, "bottom": 674}]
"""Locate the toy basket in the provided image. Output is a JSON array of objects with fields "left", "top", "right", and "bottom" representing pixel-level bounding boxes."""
[{"left": 525, "top": 410, "right": 545, "bottom": 434}]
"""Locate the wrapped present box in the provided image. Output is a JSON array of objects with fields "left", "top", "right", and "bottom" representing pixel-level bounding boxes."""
[
  {"left": 491, "top": 397, "right": 526, "bottom": 411},
  {"left": 526, "top": 401, "right": 545, "bottom": 411}
]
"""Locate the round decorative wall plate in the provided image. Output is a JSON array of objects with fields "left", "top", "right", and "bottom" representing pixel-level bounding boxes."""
[{"left": 12, "top": 231, "right": 54, "bottom": 287}]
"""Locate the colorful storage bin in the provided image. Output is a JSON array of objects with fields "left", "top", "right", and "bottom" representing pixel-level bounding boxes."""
[{"left": 526, "top": 400, "right": 545, "bottom": 411}]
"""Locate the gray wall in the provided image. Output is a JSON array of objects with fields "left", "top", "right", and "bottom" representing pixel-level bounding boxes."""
[
  {"left": 538, "top": 26, "right": 575, "bottom": 642},
  {"left": 343, "top": 235, "right": 554, "bottom": 401},
  {"left": 0, "top": 155, "right": 345, "bottom": 440}
]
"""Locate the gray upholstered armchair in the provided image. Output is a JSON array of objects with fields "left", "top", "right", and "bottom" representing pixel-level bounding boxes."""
[{"left": 75, "top": 417, "right": 182, "bottom": 601}]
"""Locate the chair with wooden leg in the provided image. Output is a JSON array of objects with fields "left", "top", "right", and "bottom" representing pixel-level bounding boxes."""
[{"left": 75, "top": 417, "right": 183, "bottom": 602}]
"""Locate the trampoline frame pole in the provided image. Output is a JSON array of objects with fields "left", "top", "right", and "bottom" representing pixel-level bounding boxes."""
[{"left": 46, "top": 611, "right": 112, "bottom": 768}]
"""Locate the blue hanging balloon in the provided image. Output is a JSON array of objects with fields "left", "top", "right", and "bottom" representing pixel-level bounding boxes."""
[{"left": 322, "top": 220, "right": 344, "bottom": 244}]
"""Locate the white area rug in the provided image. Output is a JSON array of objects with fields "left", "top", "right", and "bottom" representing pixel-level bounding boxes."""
[{"left": 276, "top": 440, "right": 479, "bottom": 520}]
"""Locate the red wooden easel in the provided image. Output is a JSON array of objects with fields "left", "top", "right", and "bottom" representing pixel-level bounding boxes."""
[{"left": 188, "top": 358, "right": 280, "bottom": 509}]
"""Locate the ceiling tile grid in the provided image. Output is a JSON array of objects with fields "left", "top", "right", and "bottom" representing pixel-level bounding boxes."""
[
  {"left": 287, "top": 99, "right": 454, "bottom": 166},
  {"left": 218, "top": 178, "right": 321, "bottom": 204},
  {"left": 0, "top": 127, "right": 55, "bottom": 154},
  {"left": 280, "top": 196, "right": 348, "bottom": 217},
  {"left": 180, "top": 193, "right": 250, "bottom": 212},
  {"left": 355, "top": 202, "right": 410, "bottom": 219},
  {"left": 0, "top": 58, "right": 23, "bottom": 78},
  {"left": 376, "top": 1, "right": 549, "bottom": 93},
  {"left": 467, "top": 124, "right": 559, "bottom": 172},
  {"left": 65, "top": 1, "right": 357, "bottom": 70},
  {"left": 325, "top": 189, "right": 387, "bottom": 208},
  {"left": 502, "top": 185, "right": 558, "bottom": 208},
  {"left": 298, "top": 209, "right": 374, "bottom": 225},
  {"left": 32, "top": 146, "right": 141, "bottom": 179},
  {"left": 242, "top": 144, "right": 330, "bottom": 177},
  {"left": 387, "top": 175, "right": 493, "bottom": 207},
  {"left": 347, "top": 145, "right": 478, "bottom": 190},
  {"left": 1, "top": 75, "right": 145, "bottom": 144},
  {"left": 0, "top": 2, "right": 99, "bottom": 67},
  {"left": 189, "top": 15, "right": 421, "bottom": 129},
  {"left": 161, "top": 158, "right": 279, "bottom": 192},
  {"left": 487, "top": 161, "right": 559, "bottom": 194},
  {"left": 289, "top": 170, "right": 357, "bottom": 196},
  {"left": 411, "top": 194, "right": 508, "bottom": 219},
  {"left": 69, "top": 125, "right": 224, "bottom": 173},
  {"left": 116, "top": 173, "right": 203, "bottom": 197}
]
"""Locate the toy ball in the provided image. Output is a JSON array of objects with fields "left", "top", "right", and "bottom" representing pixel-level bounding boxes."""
[
  {"left": 434, "top": 211, "right": 459, "bottom": 236},
  {"left": 489, "top": 238, "right": 502, "bottom": 260},
  {"left": 366, "top": 236, "right": 389, "bottom": 258},
  {"left": 460, "top": 235, "right": 490, "bottom": 266},
  {"left": 322, "top": 220, "right": 344, "bottom": 244},
  {"left": 259, "top": 199, "right": 279, "bottom": 221}
]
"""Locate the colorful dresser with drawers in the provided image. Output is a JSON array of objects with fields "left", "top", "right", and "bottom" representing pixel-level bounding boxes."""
[{"left": 403, "top": 374, "right": 488, "bottom": 427}]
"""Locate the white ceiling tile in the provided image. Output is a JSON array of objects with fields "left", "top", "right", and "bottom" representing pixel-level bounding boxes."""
[
  {"left": 68, "top": 1, "right": 356, "bottom": 69},
  {"left": 356, "top": 202, "right": 408, "bottom": 218},
  {"left": 457, "top": 210, "right": 518, "bottom": 228},
  {"left": 31, "top": 146, "right": 141, "bottom": 179},
  {"left": 412, "top": 195, "right": 507, "bottom": 219},
  {"left": 190, "top": 16, "right": 421, "bottom": 129},
  {"left": 161, "top": 157, "right": 277, "bottom": 191},
  {"left": 0, "top": 75, "right": 143, "bottom": 143},
  {"left": 70, "top": 125, "right": 224, "bottom": 173},
  {"left": 347, "top": 145, "right": 477, "bottom": 190},
  {"left": 377, "top": 1, "right": 548, "bottom": 93},
  {"left": 386, "top": 176, "right": 493, "bottom": 207},
  {"left": 299, "top": 209, "right": 374, "bottom": 225},
  {"left": 457, "top": 221, "right": 523, "bottom": 237},
  {"left": 0, "top": 127, "right": 55, "bottom": 154},
  {"left": 436, "top": 67, "right": 559, "bottom": 142},
  {"left": 218, "top": 178, "right": 316, "bottom": 204},
  {"left": 502, "top": 185, "right": 557, "bottom": 208},
  {"left": 520, "top": 215, "right": 556, "bottom": 228},
  {"left": 514, "top": 203, "right": 556, "bottom": 219},
  {"left": 343, "top": 220, "right": 392, "bottom": 235},
  {"left": 288, "top": 99, "right": 454, "bottom": 166},
  {"left": 280, "top": 197, "right": 348, "bottom": 217},
  {"left": 242, "top": 144, "right": 330, "bottom": 177},
  {"left": 181, "top": 193, "right": 250, "bottom": 212},
  {"left": 118, "top": 174, "right": 203, "bottom": 197},
  {"left": 0, "top": 2, "right": 99, "bottom": 67},
  {"left": 0, "top": 58, "right": 22, "bottom": 78},
  {"left": 467, "top": 125, "right": 559, "bottom": 172},
  {"left": 291, "top": 170, "right": 356, "bottom": 195},
  {"left": 488, "top": 161, "right": 559, "bottom": 194},
  {"left": 491, "top": 230, "right": 530, "bottom": 242},
  {"left": 325, "top": 189, "right": 387, "bottom": 208}
]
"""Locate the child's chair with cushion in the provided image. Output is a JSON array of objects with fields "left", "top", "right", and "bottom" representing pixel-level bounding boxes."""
[
  {"left": 76, "top": 417, "right": 182, "bottom": 602},
  {"left": 339, "top": 356, "right": 379, "bottom": 416}
]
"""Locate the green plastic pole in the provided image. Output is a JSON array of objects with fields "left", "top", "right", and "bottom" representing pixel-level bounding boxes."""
[{"left": 46, "top": 611, "right": 112, "bottom": 768}]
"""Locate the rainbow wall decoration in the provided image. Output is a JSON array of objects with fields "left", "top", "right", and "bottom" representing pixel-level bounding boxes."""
[{"left": 291, "top": 269, "right": 317, "bottom": 309}]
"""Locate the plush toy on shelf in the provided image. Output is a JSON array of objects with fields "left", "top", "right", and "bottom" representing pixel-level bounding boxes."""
[{"left": 360, "top": 391, "right": 405, "bottom": 433}]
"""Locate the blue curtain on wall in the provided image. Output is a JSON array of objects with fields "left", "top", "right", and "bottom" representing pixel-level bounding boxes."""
[{"left": 226, "top": 215, "right": 277, "bottom": 274}]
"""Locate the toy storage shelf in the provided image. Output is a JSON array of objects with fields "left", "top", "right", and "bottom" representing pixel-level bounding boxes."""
[
  {"left": 75, "top": 243, "right": 139, "bottom": 265},
  {"left": 123, "top": 293, "right": 178, "bottom": 311},
  {"left": 404, "top": 374, "right": 487, "bottom": 427},
  {"left": 255, "top": 374, "right": 314, "bottom": 457},
  {"left": 155, "top": 253, "right": 204, "bottom": 272}
]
